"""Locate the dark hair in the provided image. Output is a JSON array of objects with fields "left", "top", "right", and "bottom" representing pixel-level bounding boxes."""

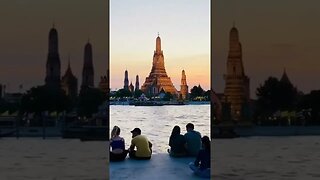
[
  {"left": 202, "top": 136, "right": 210, "bottom": 151},
  {"left": 186, "top": 123, "right": 194, "bottom": 130},
  {"left": 171, "top": 126, "right": 181, "bottom": 136}
]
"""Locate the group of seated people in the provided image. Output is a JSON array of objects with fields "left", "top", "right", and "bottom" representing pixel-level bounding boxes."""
[{"left": 109, "top": 123, "right": 210, "bottom": 178}]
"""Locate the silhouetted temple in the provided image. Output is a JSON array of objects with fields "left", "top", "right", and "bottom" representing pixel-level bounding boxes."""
[
  {"left": 45, "top": 25, "right": 61, "bottom": 88},
  {"left": 81, "top": 41, "right": 94, "bottom": 88},
  {"left": 223, "top": 25, "right": 250, "bottom": 121},
  {"left": 135, "top": 75, "right": 139, "bottom": 92},
  {"left": 280, "top": 68, "right": 292, "bottom": 85},
  {"left": 141, "top": 35, "right": 178, "bottom": 96},
  {"left": 180, "top": 70, "right": 188, "bottom": 100},
  {"left": 61, "top": 57, "right": 78, "bottom": 99},
  {"left": 129, "top": 82, "right": 134, "bottom": 92},
  {"left": 124, "top": 70, "right": 129, "bottom": 90}
]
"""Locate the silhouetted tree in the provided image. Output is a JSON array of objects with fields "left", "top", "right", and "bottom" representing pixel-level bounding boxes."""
[
  {"left": 20, "top": 85, "right": 71, "bottom": 113},
  {"left": 134, "top": 89, "right": 143, "bottom": 98},
  {"left": 77, "top": 87, "right": 106, "bottom": 117},
  {"left": 115, "top": 88, "right": 132, "bottom": 98},
  {"left": 190, "top": 85, "right": 205, "bottom": 100},
  {"left": 255, "top": 76, "right": 298, "bottom": 118}
]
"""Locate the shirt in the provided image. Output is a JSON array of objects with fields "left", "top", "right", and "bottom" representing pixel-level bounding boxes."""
[
  {"left": 131, "top": 135, "right": 152, "bottom": 157},
  {"left": 184, "top": 130, "right": 202, "bottom": 156}
]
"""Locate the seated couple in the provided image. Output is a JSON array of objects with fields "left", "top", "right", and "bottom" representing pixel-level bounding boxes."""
[
  {"left": 168, "top": 123, "right": 210, "bottom": 178},
  {"left": 110, "top": 126, "right": 152, "bottom": 162}
]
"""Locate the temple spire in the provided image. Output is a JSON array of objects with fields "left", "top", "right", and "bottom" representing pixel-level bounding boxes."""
[{"left": 156, "top": 33, "right": 161, "bottom": 52}]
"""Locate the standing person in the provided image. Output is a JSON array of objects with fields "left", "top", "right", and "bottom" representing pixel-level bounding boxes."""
[
  {"left": 189, "top": 136, "right": 211, "bottom": 178},
  {"left": 168, "top": 125, "right": 187, "bottom": 157},
  {"left": 184, "top": 123, "right": 202, "bottom": 156},
  {"left": 128, "top": 128, "right": 152, "bottom": 160},
  {"left": 110, "top": 126, "right": 128, "bottom": 162}
]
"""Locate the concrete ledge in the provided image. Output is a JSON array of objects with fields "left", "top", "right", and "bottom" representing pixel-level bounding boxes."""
[{"left": 110, "top": 153, "right": 207, "bottom": 179}]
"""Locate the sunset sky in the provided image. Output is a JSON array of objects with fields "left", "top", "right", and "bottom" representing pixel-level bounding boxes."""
[
  {"left": 0, "top": 0, "right": 108, "bottom": 93},
  {"left": 213, "top": 0, "right": 320, "bottom": 98},
  {"left": 110, "top": 0, "right": 210, "bottom": 91}
]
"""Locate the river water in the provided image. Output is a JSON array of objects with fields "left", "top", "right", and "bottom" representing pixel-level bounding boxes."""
[{"left": 110, "top": 104, "right": 210, "bottom": 153}]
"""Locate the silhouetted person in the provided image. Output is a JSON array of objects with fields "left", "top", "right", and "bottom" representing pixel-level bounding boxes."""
[
  {"left": 110, "top": 126, "right": 128, "bottom": 161},
  {"left": 189, "top": 136, "right": 211, "bottom": 178},
  {"left": 128, "top": 128, "right": 152, "bottom": 160},
  {"left": 168, "top": 125, "right": 187, "bottom": 157},
  {"left": 184, "top": 123, "right": 202, "bottom": 156}
]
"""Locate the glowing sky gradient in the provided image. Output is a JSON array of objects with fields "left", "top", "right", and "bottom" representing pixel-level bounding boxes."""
[
  {"left": 110, "top": 0, "right": 210, "bottom": 91},
  {"left": 0, "top": 0, "right": 108, "bottom": 93},
  {"left": 213, "top": 0, "right": 320, "bottom": 98}
]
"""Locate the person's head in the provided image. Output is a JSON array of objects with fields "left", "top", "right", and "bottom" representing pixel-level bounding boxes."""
[
  {"left": 131, "top": 128, "right": 141, "bottom": 138},
  {"left": 186, "top": 123, "right": 194, "bottom": 132},
  {"left": 171, "top": 125, "right": 181, "bottom": 136},
  {"left": 202, "top": 136, "right": 210, "bottom": 151},
  {"left": 111, "top": 126, "right": 121, "bottom": 138}
]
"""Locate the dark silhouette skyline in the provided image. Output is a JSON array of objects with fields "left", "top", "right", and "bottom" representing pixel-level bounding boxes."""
[
  {"left": 0, "top": 0, "right": 108, "bottom": 92},
  {"left": 213, "top": 0, "right": 320, "bottom": 98}
]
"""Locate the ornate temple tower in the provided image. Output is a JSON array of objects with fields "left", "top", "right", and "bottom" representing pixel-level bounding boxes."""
[
  {"left": 81, "top": 41, "right": 94, "bottom": 88},
  {"left": 141, "top": 35, "right": 178, "bottom": 96},
  {"left": 45, "top": 25, "right": 61, "bottom": 88},
  {"left": 280, "top": 68, "right": 292, "bottom": 85},
  {"left": 129, "top": 82, "right": 134, "bottom": 92},
  {"left": 223, "top": 25, "right": 250, "bottom": 121},
  {"left": 124, "top": 70, "right": 129, "bottom": 90},
  {"left": 180, "top": 70, "right": 188, "bottom": 100},
  {"left": 61, "top": 58, "right": 78, "bottom": 99},
  {"left": 135, "top": 75, "right": 139, "bottom": 92}
]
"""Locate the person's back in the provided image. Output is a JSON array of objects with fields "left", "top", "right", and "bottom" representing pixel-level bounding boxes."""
[
  {"left": 184, "top": 124, "right": 202, "bottom": 156},
  {"left": 110, "top": 126, "right": 128, "bottom": 162},
  {"left": 169, "top": 134, "right": 186, "bottom": 155},
  {"left": 189, "top": 136, "right": 211, "bottom": 178},
  {"left": 110, "top": 136, "right": 125, "bottom": 153},
  {"left": 196, "top": 149, "right": 210, "bottom": 170},
  {"left": 131, "top": 134, "right": 152, "bottom": 158}
]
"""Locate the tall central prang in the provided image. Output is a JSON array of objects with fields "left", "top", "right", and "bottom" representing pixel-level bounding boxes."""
[
  {"left": 223, "top": 25, "right": 250, "bottom": 121},
  {"left": 141, "top": 35, "right": 177, "bottom": 96}
]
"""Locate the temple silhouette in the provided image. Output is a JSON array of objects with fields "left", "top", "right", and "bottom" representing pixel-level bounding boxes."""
[{"left": 222, "top": 25, "right": 250, "bottom": 121}]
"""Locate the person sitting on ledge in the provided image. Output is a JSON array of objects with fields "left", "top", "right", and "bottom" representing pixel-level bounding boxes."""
[
  {"left": 189, "top": 136, "right": 211, "bottom": 178},
  {"left": 168, "top": 125, "right": 187, "bottom": 157},
  {"left": 128, "top": 128, "right": 152, "bottom": 160},
  {"left": 110, "top": 126, "right": 128, "bottom": 162},
  {"left": 184, "top": 123, "right": 202, "bottom": 156}
]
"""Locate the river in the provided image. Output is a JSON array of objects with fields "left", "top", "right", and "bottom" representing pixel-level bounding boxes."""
[{"left": 110, "top": 104, "right": 210, "bottom": 153}]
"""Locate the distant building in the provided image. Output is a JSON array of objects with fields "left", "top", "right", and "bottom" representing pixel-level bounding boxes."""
[
  {"left": 141, "top": 35, "right": 178, "bottom": 96},
  {"left": 135, "top": 75, "right": 139, "bottom": 92},
  {"left": 280, "top": 68, "right": 292, "bottom": 85},
  {"left": 180, "top": 70, "right": 188, "bottom": 100},
  {"left": 81, "top": 41, "right": 94, "bottom": 88},
  {"left": 223, "top": 25, "right": 250, "bottom": 121},
  {"left": 124, "top": 70, "right": 129, "bottom": 90},
  {"left": 129, "top": 82, "right": 134, "bottom": 92},
  {"left": 61, "top": 59, "right": 78, "bottom": 99},
  {"left": 98, "top": 75, "right": 108, "bottom": 94},
  {"left": 45, "top": 25, "right": 61, "bottom": 88}
]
